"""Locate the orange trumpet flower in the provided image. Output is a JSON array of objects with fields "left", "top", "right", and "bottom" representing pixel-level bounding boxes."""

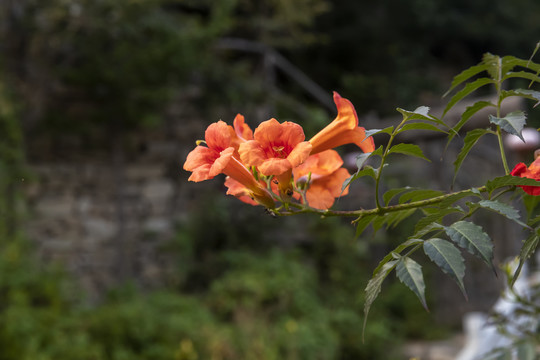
[
  {"left": 239, "top": 118, "right": 312, "bottom": 195},
  {"left": 309, "top": 92, "right": 375, "bottom": 155},
  {"left": 183, "top": 121, "right": 274, "bottom": 208},
  {"left": 239, "top": 118, "right": 312, "bottom": 176},
  {"left": 293, "top": 150, "right": 351, "bottom": 209},
  {"left": 225, "top": 176, "right": 279, "bottom": 207}
]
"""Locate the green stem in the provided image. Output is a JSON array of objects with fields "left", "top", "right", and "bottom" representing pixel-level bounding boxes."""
[
  {"left": 496, "top": 126, "right": 510, "bottom": 174},
  {"left": 375, "top": 116, "right": 409, "bottom": 209},
  {"left": 275, "top": 186, "right": 487, "bottom": 219},
  {"left": 494, "top": 56, "right": 510, "bottom": 174}
]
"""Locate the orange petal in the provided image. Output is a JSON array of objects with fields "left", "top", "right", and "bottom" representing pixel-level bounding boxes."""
[
  {"left": 239, "top": 140, "right": 266, "bottom": 167},
  {"left": 527, "top": 157, "right": 540, "bottom": 176},
  {"left": 332, "top": 92, "right": 359, "bottom": 130},
  {"left": 233, "top": 114, "right": 253, "bottom": 141},
  {"left": 309, "top": 93, "right": 357, "bottom": 149},
  {"left": 293, "top": 150, "right": 343, "bottom": 182},
  {"left": 326, "top": 168, "right": 351, "bottom": 197},
  {"left": 253, "top": 118, "right": 284, "bottom": 146},
  {"left": 209, "top": 147, "right": 234, "bottom": 177},
  {"left": 311, "top": 127, "right": 374, "bottom": 155},
  {"left": 224, "top": 177, "right": 259, "bottom": 206},
  {"left": 187, "top": 164, "right": 212, "bottom": 182},
  {"left": 304, "top": 168, "right": 351, "bottom": 209},
  {"left": 309, "top": 93, "right": 375, "bottom": 155},
  {"left": 277, "top": 121, "right": 306, "bottom": 147},
  {"left": 286, "top": 141, "right": 312, "bottom": 168},
  {"left": 184, "top": 146, "right": 216, "bottom": 171},
  {"left": 258, "top": 158, "right": 292, "bottom": 176},
  {"left": 205, "top": 120, "right": 237, "bottom": 151},
  {"left": 184, "top": 146, "right": 219, "bottom": 182},
  {"left": 306, "top": 186, "right": 335, "bottom": 210}
]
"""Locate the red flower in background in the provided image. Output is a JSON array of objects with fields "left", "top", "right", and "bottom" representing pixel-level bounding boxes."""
[{"left": 511, "top": 155, "right": 540, "bottom": 195}]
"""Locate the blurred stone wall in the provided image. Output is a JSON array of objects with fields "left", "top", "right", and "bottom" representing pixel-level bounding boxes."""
[{"left": 22, "top": 99, "right": 206, "bottom": 300}]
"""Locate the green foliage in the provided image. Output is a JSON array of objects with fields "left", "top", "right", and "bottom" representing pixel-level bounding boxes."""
[
  {"left": 475, "top": 200, "right": 529, "bottom": 228},
  {"left": 444, "top": 221, "right": 494, "bottom": 271},
  {"left": 330, "top": 49, "right": 540, "bottom": 335},
  {"left": 395, "top": 257, "right": 427, "bottom": 310},
  {"left": 233, "top": 0, "right": 330, "bottom": 48},
  {"left": 387, "top": 143, "right": 430, "bottom": 162},
  {"left": 453, "top": 128, "right": 489, "bottom": 181},
  {"left": 0, "top": 205, "right": 442, "bottom": 360},
  {"left": 6, "top": 0, "right": 237, "bottom": 136},
  {"left": 488, "top": 111, "right": 527, "bottom": 141},
  {"left": 423, "top": 238, "right": 466, "bottom": 298},
  {"left": 363, "top": 260, "right": 398, "bottom": 338}
]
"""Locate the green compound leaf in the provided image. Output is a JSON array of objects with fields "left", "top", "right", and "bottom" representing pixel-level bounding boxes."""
[
  {"left": 443, "top": 77, "right": 494, "bottom": 117},
  {"left": 453, "top": 128, "right": 489, "bottom": 182},
  {"left": 524, "top": 195, "right": 540, "bottom": 221},
  {"left": 512, "top": 229, "right": 540, "bottom": 287},
  {"left": 414, "top": 207, "right": 465, "bottom": 234},
  {"left": 363, "top": 259, "right": 398, "bottom": 339},
  {"left": 364, "top": 127, "right": 394, "bottom": 138},
  {"left": 398, "top": 122, "right": 448, "bottom": 134},
  {"left": 438, "top": 189, "right": 483, "bottom": 209},
  {"left": 477, "top": 200, "right": 529, "bottom": 228},
  {"left": 383, "top": 186, "right": 414, "bottom": 205},
  {"left": 411, "top": 222, "right": 445, "bottom": 239},
  {"left": 485, "top": 175, "right": 540, "bottom": 194},
  {"left": 447, "top": 100, "right": 495, "bottom": 145},
  {"left": 503, "top": 71, "right": 540, "bottom": 84},
  {"left": 396, "top": 106, "right": 446, "bottom": 126},
  {"left": 501, "top": 55, "right": 540, "bottom": 74},
  {"left": 388, "top": 143, "right": 430, "bottom": 162},
  {"left": 396, "top": 257, "right": 428, "bottom": 310},
  {"left": 423, "top": 238, "right": 467, "bottom": 299},
  {"left": 443, "top": 63, "right": 490, "bottom": 97},
  {"left": 342, "top": 157, "right": 379, "bottom": 192},
  {"left": 355, "top": 214, "right": 377, "bottom": 237},
  {"left": 501, "top": 89, "right": 540, "bottom": 107},
  {"left": 371, "top": 145, "right": 384, "bottom": 157},
  {"left": 355, "top": 152, "right": 372, "bottom": 170},
  {"left": 387, "top": 209, "right": 416, "bottom": 229},
  {"left": 488, "top": 111, "right": 527, "bottom": 141},
  {"left": 342, "top": 166, "right": 378, "bottom": 189},
  {"left": 398, "top": 189, "right": 444, "bottom": 204},
  {"left": 397, "top": 106, "right": 430, "bottom": 119},
  {"left": 444, "top": 221, "right": 494, "bottom": 271},
  {"left": 483, "top": 53, "right": 502, "bottom": 80},
  {"left": 372, "top": 238, "right": 424, "bottom": 275}
]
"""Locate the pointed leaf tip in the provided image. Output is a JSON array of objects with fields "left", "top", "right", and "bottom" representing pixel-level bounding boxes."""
[
  {"left": 489, "top": 111, "right": 527, "bottom": 141},
  {"left": 396, "top": 257, "right": 428, "bottom": 310},
  {"left": 445, "top": 221, "right": 494, "bottom": 272},
  {"left": 424, "top": 238, "right": 467, "bottom": 299}
]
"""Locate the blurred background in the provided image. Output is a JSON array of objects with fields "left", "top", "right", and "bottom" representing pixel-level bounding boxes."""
[{"left": 0, "top": 0, "right": 539, "bottom": 359}]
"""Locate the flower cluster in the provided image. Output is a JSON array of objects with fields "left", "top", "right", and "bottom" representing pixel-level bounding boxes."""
[{"left": 183, "top": 92, "right": 375, "bottom": 210}]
